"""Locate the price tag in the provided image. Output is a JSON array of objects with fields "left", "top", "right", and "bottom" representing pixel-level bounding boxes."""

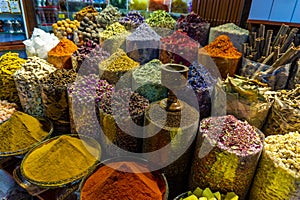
[{"left": 58, "top": 13, "right": 65, "bottom": 19}]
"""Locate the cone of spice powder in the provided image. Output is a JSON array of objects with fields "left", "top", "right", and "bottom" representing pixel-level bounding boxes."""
[
  {"left": 21, "top": 134, "right": 101, "bottom": 187},
  {"left": 80, "top": 160, "right": 167, "bottom": 200},
  {"left": 189, "top": 115, "right": 264, "bottom": 199},
  {"left": 48, "top": 38, "right": 78, "bottom": 69},
  {"left": 199, "top": 35, "right": 242, "bottom": 79}
]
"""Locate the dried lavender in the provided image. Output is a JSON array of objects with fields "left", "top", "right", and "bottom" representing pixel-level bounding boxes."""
[
  {"left": 222, "top": 75, "right": 272, "bottom": 129},
  {"left": 68, "top": 74, "right": 114, "bottom": 136},
  {"left": 187, "top": 62, "right": 216, "bottom": 119},
  {"left": 119, "top": 10, "right": 145, "bottom": 30},
  {"left": 250, "top": 132, "right": 300, "bottom": 200},
  {"left": 97, "top": 88, "right": 149, "bottom": 157},
  {"left": 126, "top": 23, "right": 161, "bottom": 64},
  {"left": 263, "top": 85, "right": 300, "bottom": 136},
  {"left": 13, "top": 57, "right": 56, "bottom": 116},
  {"left": 190, "top": 115, "right": 264, "bottom": 199},
  {"left": 176, "top": 12, "right": 210, "bottom": 47},
  {"left": 132, "top": 59, "right": 167, "bottom": 102},
  {"left": 40, "top": 69, "right": 77, "bottom": 132},
  {"left": 96, "top": 5, "right": 121, "bottom": 28},
  {"left": 209, "top": 23, "right": 249, "bottom": 52}
]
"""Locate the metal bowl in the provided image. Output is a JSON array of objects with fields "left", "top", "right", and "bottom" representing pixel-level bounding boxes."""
[
  {"left": 79, "top": 156, "right": 169, "bottom": 200},
  {"left": 0, "top": 117, "right": 53, "bottom": 157},
  {"left": 20, "top": 134, "right": 101, "bottom": 188}
]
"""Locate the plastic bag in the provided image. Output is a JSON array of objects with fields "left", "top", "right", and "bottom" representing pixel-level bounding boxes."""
[{"left": 23, "top": 28, "right": 59, "bottom": 60}]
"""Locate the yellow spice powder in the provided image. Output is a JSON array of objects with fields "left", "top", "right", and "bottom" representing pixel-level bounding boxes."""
[
  {"left": 0, "top": 111, "right": 49, "bottom": 153},
  {"left": 22, "top": 135, "right": 100, "bottom": 183}
]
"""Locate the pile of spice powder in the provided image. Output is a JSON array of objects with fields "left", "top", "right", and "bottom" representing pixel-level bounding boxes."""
[
  {"left": 100, "top": 22, "right": 127, "bottom": 41},
  {"left": 119, "top": 10, "right": 145, "bottom": 30},
  {"left": 80, "top": 162, "right": 164, "bottom": 200},
  {"left": 96, "top": 5, "right": 121, "bottom": 28},
  {"left": 209, "top": 23, "right": 249, "bottom": 52},
  {"left": 0, "top": 52, "right": 25, "bottom": 103},
  {"left": 146, "top": 10, "right": 176, "bottom": 30},
  {"left": 13, "top": 56, "right": 56, "bottom": 116},
  {"left": 250, "top": 132, "right": 300, "bottom": 200},
  {"left": 176, "top": 12, "right": 210, "bottom": 47},
  {"left": 68, "top": 75, "right": 114, "bottom": 135},
  {"left": 99, "top": 48, "right": 139, "bottom": 72},
  {"left": 0, "top": 111, "right": 49, "bottom": 153},
  {"left": 189, "top": 115, "right": 263, "bottom": 199},
  {"left": 22, "top": 135, "right": 100, "bottom": 183},
  {"left": 201, "top": 35, "right": 242, "bottom": 58},
  {"left": 263, "top": 85, "right": 300, "bottom": 136},
  {"left": 48, "top": 38, "right": 78, "bottom": 56},
  {"left": 132, "top": 59, "right": 167, "bottom": 102},
  {"left": 0, "top": 100, "right": 18, "bottom": 124},
  {"left": 160, "top": 30, "right": 199, "bottom": 66},
  {"left": 99, "top": 48, "right": 139, "bottom": 84},
  {"left": 40, "top": 69, "right": 77, "bottom": 124}
]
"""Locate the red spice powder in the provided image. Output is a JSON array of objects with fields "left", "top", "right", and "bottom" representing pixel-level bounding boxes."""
[{"left": 81, "top": 162, "right": 164, "bottom": 200}]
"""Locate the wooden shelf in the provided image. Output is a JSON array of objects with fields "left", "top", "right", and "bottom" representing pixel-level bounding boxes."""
[{"left": 247, "top": 19, "right": 300, "bottom": 28}]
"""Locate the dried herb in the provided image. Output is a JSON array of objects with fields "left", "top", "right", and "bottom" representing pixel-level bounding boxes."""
[
  {"left": 240, "top": 58, "right": 291, "bottom": 90},
  {"left": 68, "top": 75, "right": 114, "bottom": 136},
  {"left": 132, "top": 59, "right": 167, "bottom": 102},
  {"left": 190, "top": 115, "right": 264, "bottom": 199},
  {"left": 263, "top": 85, "right": 300, "bottom": 136},
  {"left": 160, "top": 30, "right": 199, "bottom": 66},
  {"left": 97, "top": 88, "right": 149, "bottom": 157},
  {"left": 187, "top": 62, "right": 216, "bottom": 119},
  {"left": 72, "top": 40, "right": 110, "bottom": 74},
  {"left": 13, "top": 57, "right": 56, "bottom": 116},
  {"left": 0, "top": 52, "right": 25, "bottom": 104},
  {"left": 146, "top": 10, "right": 176, "bottom": 36},
  {"left": 176, "top": 12, "right": 210, "bottom": 47},
  {"left": 40, "top": 69, "right": 77, "bottom": 131},
  {"left": 250, "top": 132, "right": 300, "bottom": 199},
  {"left": 126, "top": 23, "right": 161, "bottom": 64},
  {"left": 221, "top": 75, "right": 272, "bottom": 129},
  {"left": 95, "top": 5, "right": 121, "bottom": 28},
  {"left": 119, "top": 10, "right": 145, "bottom": 30}
]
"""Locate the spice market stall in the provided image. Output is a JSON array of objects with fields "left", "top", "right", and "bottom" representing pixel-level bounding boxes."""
[{"left": 0, "top": 3, "right": 300, "bottom": 200}]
